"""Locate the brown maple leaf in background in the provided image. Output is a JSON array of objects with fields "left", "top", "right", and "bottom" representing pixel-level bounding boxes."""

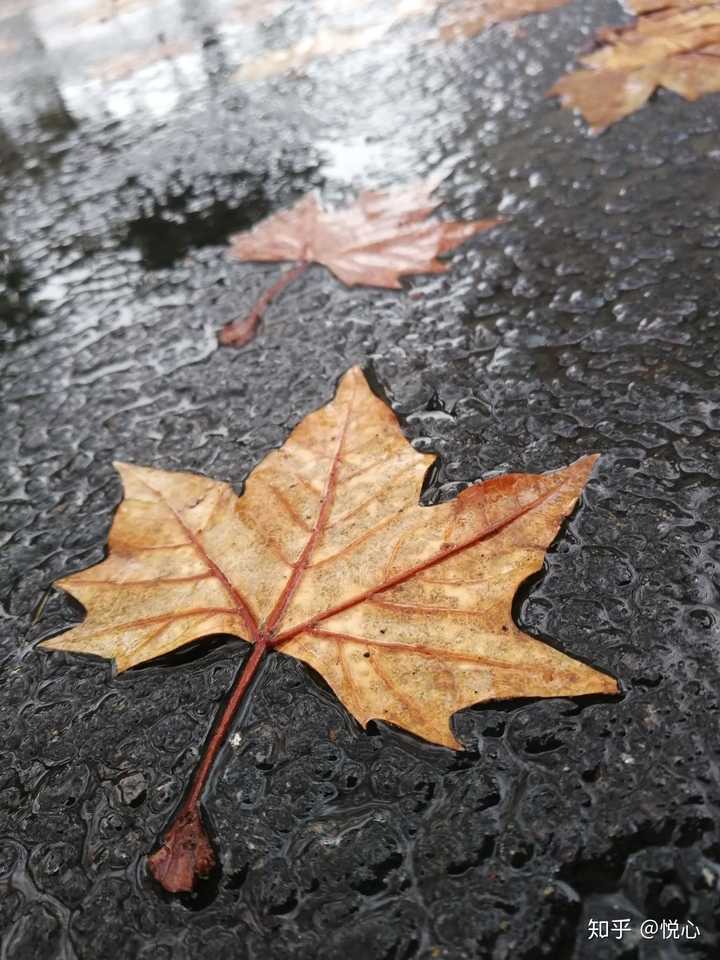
[
  {"left": 220, "top": 174, "right": 502, "bottom": 346},
  {"left": 236, "top": 0, "right": 571, "bottom": 80},
  {"left": 549, "top": 0, "right": 720, "bottom": 133},
  {"left": 439, "top": 0, "right": 569, "bottom": 41},
  {"left": 237, "top": 20, "right": 394, "bottom": 80},
  {"left": 42, "top": 367, "right": 617, "bottom": 894},
  {"left": 89, "top": 39, "right": 193, "bottom": 82}
]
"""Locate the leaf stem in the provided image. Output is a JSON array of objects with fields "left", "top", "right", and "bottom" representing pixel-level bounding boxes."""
[
  {"left": 186, "top": 638, "right": 268, "bottom": 806},
  {"left": 218, "top": 261, "right": 310, "bottom": 347},
  {"left": 147, "top": 637, "right": 269, "bottom": 893}
]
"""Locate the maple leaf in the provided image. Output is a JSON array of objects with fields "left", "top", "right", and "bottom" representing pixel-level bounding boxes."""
[
  {"left": 220, "top": 174, "right": 501, "bottom": 346},
  {"left": 236, "top": 0, "right": 570, "bottom": 80},
  {"left": 549, "top": 0, "right": 720, "bottom": 133},
  {"left": 438, "top": 0, "right": 570, "bottom": 41},
  {"left": 42, "top": 367, "right": 617, "bottom": 893},
  {"left": 237, "top": 21, "right": 396, "bottom": 80},
  {"left": 234, "top": 0, "right": 436, "bottom": 81}
]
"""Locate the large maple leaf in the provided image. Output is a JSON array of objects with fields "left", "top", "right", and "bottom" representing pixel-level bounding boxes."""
[
  {"left": 42, "top": 367, "right": 617, "bottom": 893},
  {"left": 220, "top": 175, "right": 502, "bottom": 346},
  {"left": 549, "top": 0, "right": 720, "bottom": 133}
]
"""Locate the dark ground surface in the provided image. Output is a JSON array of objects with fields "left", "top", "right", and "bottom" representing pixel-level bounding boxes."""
[{"left": 1, "top": 1, "right": 720, "bottom": 958}]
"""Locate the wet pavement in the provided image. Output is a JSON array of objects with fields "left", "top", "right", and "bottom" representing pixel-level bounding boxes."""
[{"left": 1, "top": 1, "right": 720, "bottom": 958}]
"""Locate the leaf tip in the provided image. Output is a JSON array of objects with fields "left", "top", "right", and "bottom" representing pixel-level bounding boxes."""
[
  {"left": 442, "top": 731, "right": 465, "bottom": 752},
  {"left": 112, "top": 460, "right": 135, "bottom": 483},
  {"left": 415, "top": 721, "right": 465, "bottom": 752},
  {"left": 113, "top": 655, "right": 131, "bottom": 674},
  {"left": 338, "top": 364, "right": 369, "bottom": 393},
  {"left": 595, "top": 670, "right": 620, "bottom": 697},
  {"left": 566, "top": 452, "right": 601, "bottom": 482},
  {"left": 565, "top": 659, "right": 619, "bottom": 700},
  {"left": 36, "top": 635, "right": 59, "bottom": 652},
  {"left": 541, "top": 452, "right": 599, "bottom": 493}
]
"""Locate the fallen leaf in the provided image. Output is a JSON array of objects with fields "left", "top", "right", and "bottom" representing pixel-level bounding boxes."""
[
  {"left": 221, "top": 172, "right": 502, "bottom": 346},
  {"left": 549, "top": 0, "right": 720, "bottom": 132},
  {"left": 237, "top": 22, "right": 394, "bottom": 80},
  {"left": 235, "top": 0, "right": 430, "bottom": 81},
  {"left": 439, "top": 0, "right": 570, "bottom": 41},
  {"left": 42, "top": 366, "right": 617, "bottom": 892},
  {"left": 236, "top": 0, "right": 569, "bottom": 81},
  {"left": 627, "top": 0, "right": 719, "bottom": 12}
]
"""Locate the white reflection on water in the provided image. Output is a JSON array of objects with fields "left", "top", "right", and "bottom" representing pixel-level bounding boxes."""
[
  {"left": 0, "top": 0, "right": 236, "bottom": 130},
  {"left": 0, "top": 0, "right": 434, "bottom": 135}
]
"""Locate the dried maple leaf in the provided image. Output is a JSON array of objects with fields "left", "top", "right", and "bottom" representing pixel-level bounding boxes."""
[
  {"left": 236, "top": 0, "right": 570, "bottom": 80},
  {"left": 439, "top": 0, "right": 570, "bottom": 41},
  {"left": 220, "top": 174, "right": 502, "bottom": 346},
  {"left": 235, "top": 1, "right": 434, "bottom": 80},
  {"left": 628, "top": 0, "right": 719, "bottom": 12},
  {"left": 237, "top": 22, "right": 394, "bottom": 80},
  {"left": 42, "top": 367, "right": 617, "bottom": 893},
  {"left": 549, "top": 0, "right": 720, "bottom": 133}
]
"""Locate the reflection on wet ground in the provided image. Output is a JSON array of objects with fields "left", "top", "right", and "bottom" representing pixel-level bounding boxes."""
[
  {"left": 0, "top": 0, "right": 428, "bottom": 131},
  {"left": 0, "top": 0, "right": 605, "bottom": 359},
  {"left": 0, "top": 0, "right": 580, "bottom": 135}
]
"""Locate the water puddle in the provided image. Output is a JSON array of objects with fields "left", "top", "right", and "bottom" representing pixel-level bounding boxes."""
[{"left": 122, "top": 188, "right": 270, "bottom": 269}]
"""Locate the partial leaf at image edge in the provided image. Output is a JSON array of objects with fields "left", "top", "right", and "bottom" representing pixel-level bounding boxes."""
[{"left": 549, "top": 0, "right": 720, "bottom": 133}]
